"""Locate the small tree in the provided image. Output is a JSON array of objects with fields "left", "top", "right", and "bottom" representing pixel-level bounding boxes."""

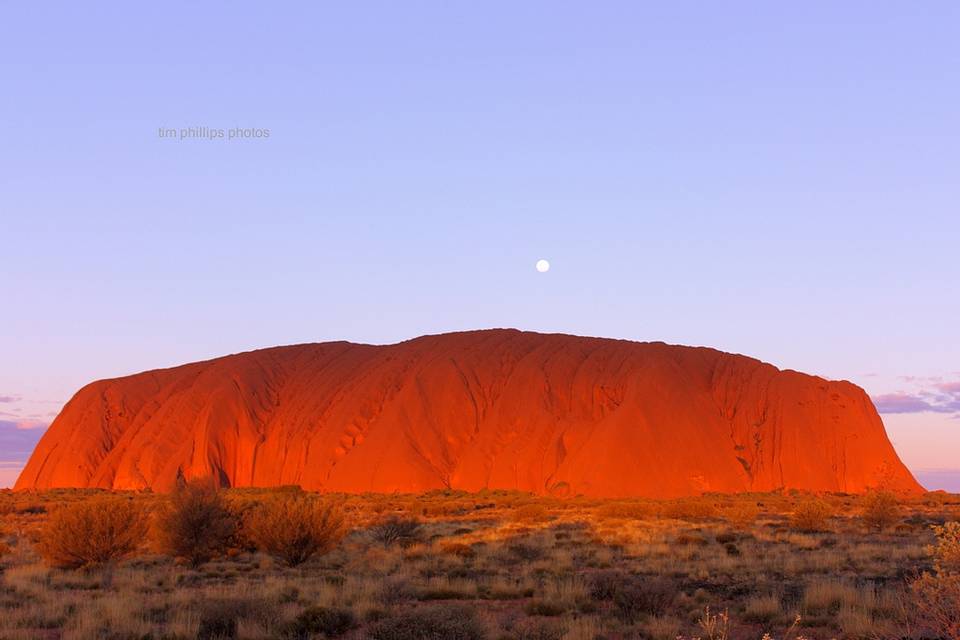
[
  {"left": 369, "top": 515, "right": 423, "bottom": 548},
  {"left": 36, "top": 498, "right": 148, "bottom": 569},
  {"left": 860, "top": 490, "right": 900, "bottom": 532},
  {"left": 790, "top": 499, "right": 833, "bottom": 532},
  {"left": 913, "top": 522, "right": 960, "bottom": 639},
  {"left": 153, "top": 480, "right": 236, "bottom": 567},
  {"left": 245, "top": 494, "right": 345, "bottom": 566}
]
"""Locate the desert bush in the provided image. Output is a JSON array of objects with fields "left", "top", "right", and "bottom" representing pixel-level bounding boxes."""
[
  {"left": 928, "top": 520, "right": 960, "bottom": 572},
  {"left": 613, "top": 577, "right": 675, "bottom": 622},
  {"left": 224, "top": 493, "right": 265, "bottom": 551},
  {"left": 196, "top": 597, "right": 277, "bottom": 640},
  {"left": 587, "top": 569, "right": 626, "bottom": 600},
  {"left": 524, "top": 599, "right": 566, "bottom": 616},
  {"left": 715, "top": 532, "right": 737, "bottom": 544},
  {"left": 596, "top": 501, "right": 655, "bottom": 520},
  {"left": 674, "top": 533, "right": 710, "bottom": 546},
  {"left": 662, "top": 498, "right": 718, "bottom": 521},
  {"left": 913, "top": 573, "right": 960, "bottom": 638},
  {"left": 369, "top": 516, "right": 423, "bottom": 548},
  {"left": 196, "top": 601, "right": 239, "bottom": 640},
  {"left": 643, "top": 616, "right": 681, "bottom": 640},
  {"left": 153, "top": 480, "right": 236, "bottom": 567},
  {"left": 281, "top": 606, "right": 355, "bottom": 639},
  {"left": 790, "top": 499, "right": 833, "bottom": 532},
  {"left": 378, "top": 576, "right": 416, "bottom": 605},
  {"left": 36, "top": 497, "right": 148, "bottom": 569},
  {"left": 507, "top": 541, "right": 546, "bottom": 562},
  {"left": 0, "top": 526, "right": 10, "bottom": 559},
  {"left": 439, "top": 541, "right": 476, "bottom": 558},
  {"left": 512, "top": 503, "right": 550, "bottom": 523},
  {"left": 742, "top": 593, "right": 781, "bottom": 624},
  {"left": 368, "top": 605, "right": 486, "bottom": 640},
  {"left": 912, "top": 521, "right": 960, "bottom": 638},
  {"left": 860, "top": 491, "right": 900, "bottom": 531},
  {"left": 245, "top": 494, "right": 345, "bottom": 566},
  {"left": 726, "top": 502, "right": 760, "bottom": 528},
  {"left": 511, "top": 618, "right": 567, "bottom": 640}
]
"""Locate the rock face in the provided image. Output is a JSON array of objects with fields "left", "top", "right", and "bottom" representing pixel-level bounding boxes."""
[{"left": 16, "top": 330, "right": 922, "bottom": 496}]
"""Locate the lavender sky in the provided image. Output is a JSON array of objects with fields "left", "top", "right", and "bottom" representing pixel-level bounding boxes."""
[{"left": 1, "top": 2, "right": 958, "bottom": 489}]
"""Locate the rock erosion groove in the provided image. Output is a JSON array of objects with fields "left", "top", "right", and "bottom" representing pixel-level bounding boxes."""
[{"left": 15, "top": 330, "right": 922, "bottom": 496}]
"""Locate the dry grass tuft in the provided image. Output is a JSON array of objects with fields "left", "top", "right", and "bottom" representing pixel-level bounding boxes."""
[{"left": 369, "top": 516, "right": 423, "bottom": 548}]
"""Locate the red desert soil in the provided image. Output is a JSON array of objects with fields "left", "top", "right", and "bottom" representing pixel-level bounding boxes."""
[{"left": 15, "top": 329, "right": 921, "bottom": 496}]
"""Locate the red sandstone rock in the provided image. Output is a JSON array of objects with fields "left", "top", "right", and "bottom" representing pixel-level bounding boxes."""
[{"left": 15, "top": 330, "right": 922, "bottom": 496}]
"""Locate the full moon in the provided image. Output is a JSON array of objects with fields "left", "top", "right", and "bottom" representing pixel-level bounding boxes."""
[{"left": 535, "top": 259, "right": 550, "bottom": 273}]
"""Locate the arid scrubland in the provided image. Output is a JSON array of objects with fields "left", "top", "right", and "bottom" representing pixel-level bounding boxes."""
[{"left": 0, "top": 487, "right": 958, "bottom": 640}]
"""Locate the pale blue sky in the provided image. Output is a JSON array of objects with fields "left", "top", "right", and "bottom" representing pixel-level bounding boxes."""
[{"left": 1, "top": 2, "right": 958, "bottom": 488}]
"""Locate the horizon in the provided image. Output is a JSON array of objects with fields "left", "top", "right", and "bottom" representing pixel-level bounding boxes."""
[{"left": 2, "top": 2, "right": 959, "bottom": 490}]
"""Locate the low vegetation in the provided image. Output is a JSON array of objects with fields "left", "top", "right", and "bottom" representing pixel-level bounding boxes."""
[
  {"left": 244, "top": 492, "right": 345, "bottom": 567},
  {"left": 0, "top": 487, "right": 956, "bottom": 639},
  {"left": 34, "top": 496, "right": 148, "bottom": 569},
  {"left": 153, "top": 480, "right": 237, "bottom": 567},
  {"left": 369, "top": 515, "right": 423, "bottom": 548},
  {"left": 789, "top": 498, "right": 834, "bottom": 532},
  {"left": 911, "top": 521, "right": 960, "bottom": 639},
  {"left": 860, "top": 490, "right": 900, "bottom": 532}
]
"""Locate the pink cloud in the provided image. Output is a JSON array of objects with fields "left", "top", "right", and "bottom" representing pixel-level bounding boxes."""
[
  {"left": 935, "top": 381, "right": 960, "bottom": 395},
  {"left": 873, "top": 377, "right": 960, "bottom": 415},
  {"left": 13, "top": 418, "right": 48, "bottom": 430},
  {"left": 0, "top": 395, "right": 19, "bottom": 403},
  {"left": 873, "top": 393, "right": 948, "bottom": 414}
]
